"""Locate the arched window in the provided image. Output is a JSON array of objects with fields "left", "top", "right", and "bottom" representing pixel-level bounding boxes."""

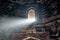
[{"left": 28, "top": 9, "right": 35, "bottom": 20}]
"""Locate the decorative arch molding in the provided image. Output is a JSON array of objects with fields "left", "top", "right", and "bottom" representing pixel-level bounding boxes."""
[{"left": 23, "top": 37, "right": 40, "bottom": 40}]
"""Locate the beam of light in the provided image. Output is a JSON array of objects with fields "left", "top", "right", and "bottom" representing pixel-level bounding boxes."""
[
  {"left": 0, "top": 9, "right": 36, "bottom": 33},
  {"left": 0, "top": 17, "right": 36, "bottom": 32}
]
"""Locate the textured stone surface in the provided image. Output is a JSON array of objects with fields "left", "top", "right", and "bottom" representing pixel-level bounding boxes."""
[{"left": 12, "top": 32, "right": 50, "bottom": 40}]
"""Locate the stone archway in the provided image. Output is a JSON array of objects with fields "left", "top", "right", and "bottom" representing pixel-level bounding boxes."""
[{"left": 23, "top": 37, "right": 40, "bottom": 40}]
